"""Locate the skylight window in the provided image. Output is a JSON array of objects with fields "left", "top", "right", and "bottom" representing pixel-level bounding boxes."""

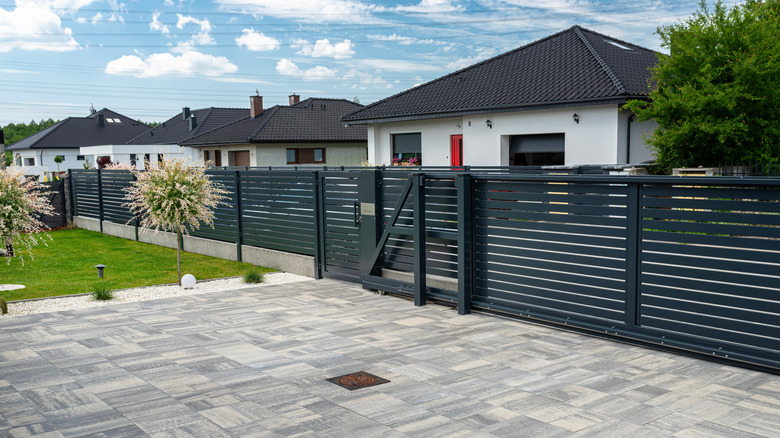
[
  {"left": 604, "top": 39, "right": 634, "bottom": 51},
  {"left": 106, "top": 118, "right": 122, "bottom": 123}
]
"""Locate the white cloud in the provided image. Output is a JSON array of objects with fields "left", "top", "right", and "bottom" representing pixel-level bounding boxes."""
[
  {"left": 444, "top": 48, "right": 497, "bottom": 70},
  {"left": 294, "top": 38, "right": 355, "bottom": 59},
  {"left": 105, "top": 51, "right": 238, "bottom": 78},
  {"left": 75, "top": 16, "right": 86, "bottom": 23},
  {"left": 150, "top": 12, "right": 170, "bottom": 35},
  {"left": 275, "top": 59, "right": 338, "bottom": 80},
  {"left": 90, "top": 12, "right": 102, "bottom": 24},
  {"left": 393, "top": 0, "right": 463, "bottom": 13},
  {"left": 366, "top": 33, "right": 441, "bottom": 46},
  {"left": 235, "top": 28, "right": 280, "bottom": 51},
  {"left": 215, "top": 0, "right": 387, "bottom": 24},
  {"left": 0, "top": 3, "right": 79, "bottom": 52},
  {"left": 176, "top": 14, "right": 212, "bottom": 32}
]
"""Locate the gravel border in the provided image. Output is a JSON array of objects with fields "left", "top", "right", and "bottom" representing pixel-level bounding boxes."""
[{"left": 2, "top": 272, "right": 313, "bottom": 317}]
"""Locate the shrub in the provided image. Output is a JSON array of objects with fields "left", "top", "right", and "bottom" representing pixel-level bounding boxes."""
[
  {"left": 0, "top": 296, "right": 7, "bottom": 315},
  {"left": 1, "top": 162, "right": 55, "bottom": 264},
  {"left": 243, "top": 269, "right": 264, "bottom": 284},
  {"left": 91, "top": 284, "right": 114, "bottom": 301}
]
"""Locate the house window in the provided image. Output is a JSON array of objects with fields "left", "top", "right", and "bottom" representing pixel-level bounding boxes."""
[
  {"left": 286, "top": 148, "right": 325, "bottom": 164},
  {"left": 130, "top": 154, "right": 137, "bottom": 167},
  {"left": 204, "top": 150, "right": 222, "bottom": 166},
  {"left": 158, "top": 154, "right": 164, "bottom": 163},
  {"left": 55, "top": 155, "right": 65, "bottom": 161},
  {"left": 509, "top": 134, "right": 565, "bottom": 166},
  {"left": 392, "top": 133, "right": 422, "bottom": 164},
  {"left": 144, "top": 153, "right": 151, "bottom": 163},
  {"left": 23, "top": 157, "right": 35, "bottom": 166},
  {"left": 76, "top": 155, "right": 85, "bottom": 160}
]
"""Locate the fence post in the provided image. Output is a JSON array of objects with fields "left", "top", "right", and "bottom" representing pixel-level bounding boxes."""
[
  {"left": 234, "top": 170, "right": 243, "bottom": 262},
  {"left": 312, "top": 170, "right": 323, "bottom": 279},
  {"left": 97, "top": 169, "right": 103, "bottom": 233},
  {"left": 456, "top": 173, "right": 473, "bottom": 315},
  {"left": 132, "top": 172, "right": 139, "bottom": 241},
  {"left": 413, "top": 172, "right": 427, "bottom": 306},
  {"left": 625, "top": 182, "right": 641, "bottom": 327},
  {"left": 66, "top": 169, "right": 74, "bottom": 222},
  {"left": 358, "top": 168, "right": 382, "bottom": 281}
]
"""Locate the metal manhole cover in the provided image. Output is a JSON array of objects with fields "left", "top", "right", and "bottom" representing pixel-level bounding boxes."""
[{"left": 327, "top": 371, "right": 390, "bottom": 391}]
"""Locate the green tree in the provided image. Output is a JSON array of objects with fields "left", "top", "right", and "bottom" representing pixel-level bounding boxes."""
[
  {"left": 625, "top": 0, "right": 780, "bottom": 169},
  {"left": 124, "top": 158, "right": 227, "bottom": 285}
]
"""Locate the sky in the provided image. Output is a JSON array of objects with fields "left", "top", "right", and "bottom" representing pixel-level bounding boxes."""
[{"left": 0, "top": 0, "right": 736, "bottom": 126}]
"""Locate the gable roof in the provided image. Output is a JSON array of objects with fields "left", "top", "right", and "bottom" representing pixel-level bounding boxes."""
[
  {"left": 126, "top": 107, "right": 249, "bottom": 145},
  {"left": 342, "top": 25, "right": 659, "bottom": 124},
  {"left": 181, "top": 98, "right": 367, "bottom": 146},
  {"left": 7, "top": 109, "right": 150, "bottom": 151}
]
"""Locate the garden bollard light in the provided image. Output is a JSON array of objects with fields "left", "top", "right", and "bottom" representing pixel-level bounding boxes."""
[{"left": 95, "top": 264, "right": 106, "bottom": 278}]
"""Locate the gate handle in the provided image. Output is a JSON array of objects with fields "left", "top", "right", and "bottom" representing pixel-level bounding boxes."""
[{"left": 354, "top": 201, "right": 360, "bottom": 227}]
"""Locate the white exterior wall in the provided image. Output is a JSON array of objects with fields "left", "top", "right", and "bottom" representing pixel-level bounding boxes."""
[
  {"left": 370, "top": 117, "right": 462, "bottom": 166},
  {"left": 630, "top": 118, "right": 657, "bottom": 164},
  {"left": 198, "top": 143, "right": 367, "bottom": 167},
  {"left": 366, "top": 104, "right": 656, "bottom": 166},
  {"left": 13, "top": 148, "right": 86, "bottom": 177},
  {"left": 79, "top": 144, "right": 196, "bottom": 170}
]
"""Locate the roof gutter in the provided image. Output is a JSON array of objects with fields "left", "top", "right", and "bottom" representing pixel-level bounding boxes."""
[{"left": 342, "top": 95, "right": 648, "bottom": 125}]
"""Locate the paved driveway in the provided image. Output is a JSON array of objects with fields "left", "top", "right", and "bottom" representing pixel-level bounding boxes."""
[{"left": 1, "top": 279, "right": 778, "bottom": 437}]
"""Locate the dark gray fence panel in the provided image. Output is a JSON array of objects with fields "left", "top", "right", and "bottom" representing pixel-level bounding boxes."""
[
  {"left": 100, "top": 170, "right": 135, "bottom": 224},
  {"left": 70, "top": 170, "right": 100, "bottom": 219},
  {"left": 471, "top": 177, "right": 629, "bottom": 324},
  {"left": 239, "top": 170, "right": 317, "bottom": 256},
  {"left": 190, "top": 170, "right": 240, "bottom": 243},
  {"left": 639, "top": 183, "right": 780, "bottom": 355}
]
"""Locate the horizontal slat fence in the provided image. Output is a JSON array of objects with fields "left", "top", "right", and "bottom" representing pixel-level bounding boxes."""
[{"left": 68, "top": 167, "right": 780, "bottom": 372}]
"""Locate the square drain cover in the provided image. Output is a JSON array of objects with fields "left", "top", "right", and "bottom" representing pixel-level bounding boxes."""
[{"left": 327, "top": 371, "right": 390, "bottom": 391}]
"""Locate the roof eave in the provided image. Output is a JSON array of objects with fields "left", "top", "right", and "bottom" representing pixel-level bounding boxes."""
[{"left": 343, "top": 96, "right": 648, "bottom": 125}]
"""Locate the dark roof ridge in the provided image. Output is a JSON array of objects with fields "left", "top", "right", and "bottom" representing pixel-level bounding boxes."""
[
  {"left": 248, "top": 106, "right": 280, "bottom": 139},
  {"left": 191, "top": 107, "right": 215, "bottom": 137},
  {"left": 573, "top": 26, "right": 626, "bottom": 95},
  {"left": 342, "top": 26, "right": 578, "bottom": 120}
]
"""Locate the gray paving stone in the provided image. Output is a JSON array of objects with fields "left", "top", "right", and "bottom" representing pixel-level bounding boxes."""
[{"left": 0, "top": 279, "right": 778, "bottom": 437}]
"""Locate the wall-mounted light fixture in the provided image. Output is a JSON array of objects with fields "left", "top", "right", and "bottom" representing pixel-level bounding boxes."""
[
  {"left": 456, "top": 123, "right": 461, "bottom": 129},
  {"left": 572, "top": 113, "right": 580, "bottom": 124},
  {"left": 486, "top": 119, "right": 492, "bottom": 129}
]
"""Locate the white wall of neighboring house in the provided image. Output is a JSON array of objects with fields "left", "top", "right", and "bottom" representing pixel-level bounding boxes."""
[
  {"left": 79, "top": 144, "right": 197, "bottom": 169},
  {"left": 13, "top": 148, "right": 86, "bottom": 178},
  {"left": 366, "top": 104, "right": 655, "bottom": 166},
  {"left": 198, "top": 143, "right": 367, "bottom": 167}
]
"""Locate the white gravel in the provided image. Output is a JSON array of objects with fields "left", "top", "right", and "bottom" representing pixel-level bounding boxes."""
[{"left": 3, "top": 272, "right": 312, "bottom": 317}]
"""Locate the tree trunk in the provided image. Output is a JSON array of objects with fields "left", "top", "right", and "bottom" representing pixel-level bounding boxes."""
[
  {"left": 4, "top": 236, "right": 13, "bottom": 257},
  {"left": 177, "top": 229, "right": 182, "bottom": 286}
]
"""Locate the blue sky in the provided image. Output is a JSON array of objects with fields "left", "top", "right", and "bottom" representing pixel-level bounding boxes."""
[{"left": 0, "top": 0, "right": 733, "bottom": 125}]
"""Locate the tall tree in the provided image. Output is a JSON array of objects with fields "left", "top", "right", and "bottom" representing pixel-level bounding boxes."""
[
  {"left": 625, "top": 0, "right": 780, "bottom": 169},
  {"left": 124, "top": 159, "right": 227, "bottom": 285}
]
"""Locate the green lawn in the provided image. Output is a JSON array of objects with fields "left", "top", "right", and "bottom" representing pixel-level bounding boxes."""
[{"left": 1, "top": 228, "right": 274, "bottom": 301}]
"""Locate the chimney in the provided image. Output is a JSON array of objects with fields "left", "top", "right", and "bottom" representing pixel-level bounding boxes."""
[
  {"left": 289, "top": 94, "right": 300, "bottom": 105},
  {"left": 98, "top": 114, "right": 105, "bottom": 127},
  {"left": 250, "top": 94, "right": 263, "bottom": 118},
  {"left": 182, "top": 107, "right": 190, "bottom": 120},
  {"left": 189, "top": 115, "right": 197, "bottom": 130}
]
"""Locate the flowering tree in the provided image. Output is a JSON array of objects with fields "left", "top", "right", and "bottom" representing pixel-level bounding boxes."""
[
  {"left": 0, "top": 164, "right": 55, "bottom": 264},
  {"left": 124, "top": 158, "right": 227, "bottom": 285}
]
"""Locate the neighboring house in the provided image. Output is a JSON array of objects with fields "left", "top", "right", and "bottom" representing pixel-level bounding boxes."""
[
  {"left": 120, "top": 106, "right": 250, "bottom": 167},
  {"left": 342, "top": 25, "right": 659, "bottom": 167},
  {"left": 7, "top": 109, "right": 150, "bottom": 178},
  {"left": 180, "top": 95, "right": 367, "bottom": 167}
]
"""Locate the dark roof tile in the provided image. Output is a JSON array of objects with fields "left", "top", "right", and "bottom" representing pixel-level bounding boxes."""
[{"left": 127, "top": 107, "right": 249, "bottom": 145}]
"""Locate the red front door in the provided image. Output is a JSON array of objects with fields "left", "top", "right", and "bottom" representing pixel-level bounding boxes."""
[{"left": 450, "top": 135, "right": 463, "bottom": 166}]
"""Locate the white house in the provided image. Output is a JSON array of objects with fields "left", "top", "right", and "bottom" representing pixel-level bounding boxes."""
[
  {"left": 343, "top": 26, "right": 659, "bottom": 168},
  {"left": 77, "top": 144, "right": 193, "bottom": 170},
  {"left": 6, "top": 109, "right": 151, "bottom": 178}
]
